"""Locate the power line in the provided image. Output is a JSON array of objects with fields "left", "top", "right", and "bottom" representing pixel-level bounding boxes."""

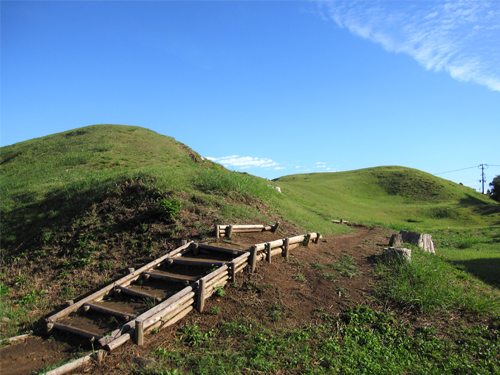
[{"left": 434, "top": 165, "right": 478, "bottom": 175}]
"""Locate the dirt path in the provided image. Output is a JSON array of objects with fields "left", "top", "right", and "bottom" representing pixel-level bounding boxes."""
[{"left": 0, "top": 225, "right": 394, "bottom": 375}]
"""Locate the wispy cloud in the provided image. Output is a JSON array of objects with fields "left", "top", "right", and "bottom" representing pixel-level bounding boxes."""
[
  {"left": 319, "top": 0, "right": 500, "bottom": 92},
  {"left": 275, "top": 167, "right": 286, "bottom": 170},
  {"left": 206, "top": 155, "right": 279, "bottom": 169}
]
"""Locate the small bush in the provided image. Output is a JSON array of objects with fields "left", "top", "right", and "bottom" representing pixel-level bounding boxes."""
[{"left": 158, "top": 197, "right": 181, "bottom": 219}]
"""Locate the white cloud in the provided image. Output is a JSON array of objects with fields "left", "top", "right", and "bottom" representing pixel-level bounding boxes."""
[
  {"left": 207, "top": 155, "right": 280, "bottom": 169},
  {"left": 274, "top": 167, "right": 286, "bottom": 170},
  {"left": 320, "top": 0, "right": 500, "bottom": 92},
  {"left": 296, "top": 166, "right": 301, "bottom": 168},
  {"left": 315, "top": 162, "right": 326, "bottom": 165}
]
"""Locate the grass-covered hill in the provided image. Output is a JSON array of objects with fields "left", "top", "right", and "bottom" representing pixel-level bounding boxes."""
[
  {"left": 276, "top": 166, "right": 500, "bottom": 229},
  {"left": 1, "top": 124, "right": 353, "bottom": 330},
  {"left": 1, "top": 125, "right": 499, "bottom": 374}
]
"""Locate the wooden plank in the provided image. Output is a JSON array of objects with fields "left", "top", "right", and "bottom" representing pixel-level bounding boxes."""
[
  {"left": 144, "top": 292, "right": 195, "bottom": 329},
  {"left": 226, "top": 225, "right": 266, "bottom": 229},
  {"left": 288, "top": 234, "right": 307, "bottom": 245},
  {"left": 167, "top": 258, "right": 225, "bottom": 268},
  {"left": 0, "top": 333, "right": 32, "bottom": 344},
  {"left": 145, "top": 304, "right": 193, "bottom": 334},
  {"left": 199, "top": 264, "right": 229, "bottom": 283},
  {"left": 198, "top": 244, "right": 246, "bottom": 256},
  {"left": 114, "top": 286, "right": 162, "bottom": 302},
  {"left": 143, "top": 272, "right": 191, "bottom": 285},
  {"left": 47, "top": 241, "right": 194, "bottom": 322},
  {"left": 45, "top": 352, "right": 94, "bottom": 375},
  {"left": 234, "top": 262, "right": 247, "bottom": 274},
  {"left": 253, "top": 238, "right": 285, "bottom": 252},
  {"left": 232, "top": 228, "right": 264, "bottom": 233},
  {"left": 205, "top": 278, "right": 228, "bottom": 299},
  {"left": 84, "top": 303, "right": 136, "bottom": 321},
  {"left": 256, "top": 248, "right": 282, "bottom": 262},
  {"left": 227, "top": 225, "right": 234, "bottom": 238},
  {"left": 49, "top": 322, "right": 102, "bottom": 341},
  {"left": 98, "top": 284, "right": 195, "bottom": 346},
  {"left": 216, "top": 225, "right": 220, "bottom": 239},
  {"left": 206, "top": 273, "right": 228, "bottom": 290},
  {"left": 231, "top": 251, "right": 250, "bottom": 265}
]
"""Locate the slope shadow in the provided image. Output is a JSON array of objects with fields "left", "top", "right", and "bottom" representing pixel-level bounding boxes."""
[
  {"left": 458, "top": 194, "right": 500, "bottom": 215},
  {"left": 449, "top": 258, "right": 500, "bottom": 290}
]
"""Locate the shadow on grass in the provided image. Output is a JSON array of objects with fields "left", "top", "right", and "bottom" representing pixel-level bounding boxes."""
[
  {"left": 459, "top": 194, "right": 500, "bottom": 215},
  {"left": 449, "top": 258, "right": 500, "bottom": 290}
]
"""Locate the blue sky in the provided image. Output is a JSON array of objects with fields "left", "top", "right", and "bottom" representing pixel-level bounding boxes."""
[{"left": 2, "top": 1, "right": 499, "bottom": 192}]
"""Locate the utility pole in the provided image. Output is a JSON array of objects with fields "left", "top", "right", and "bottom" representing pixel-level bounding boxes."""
[{"left": 479, "top": 164, "right": 489, "bottom": 194}]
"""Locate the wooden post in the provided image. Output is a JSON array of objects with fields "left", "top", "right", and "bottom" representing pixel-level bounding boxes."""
[
  {"left": 227, "top": 225, "right": 234, "bottom": 238},
  {"left": 284, "top": 238, "right": 290, "bottom": 259},
  {"left": 250, "top": 246, "right": 257, "bottom": 273},
  {"left": 306, "top": 234, "right": 311, "bottom": 247},
  {"left": 315, "top": 233, "right": 321, "bottom": 244},
  {"left": 191, "top": 243, "right": 199, "bottom": 256},
  {"left": 135, "top": 320, "right": 144, "bottom": 346},
  {"left": 197, "top": 279, "right": 206, "bottom": 312},
  {"left": 216, "top": 225, "right": 220, "bottom": 239},
  {"left": 266, "top": 243, "right": 272, "bottom": 263},
  {"left": 230, "top": 262, "right": 236, "bottom": 283},
  {"left": 340, "top": 218, "right": 343, "bottom": 224},
  {"left": 96, "top": 349, "right": 104, "bottom": 363},
  {"left": 271, "top": 222, "right": 280, "bottom": 233}
]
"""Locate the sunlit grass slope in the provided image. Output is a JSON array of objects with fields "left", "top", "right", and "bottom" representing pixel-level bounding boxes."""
[
  {"left": 275, "top": 167, "right": 500, "bottom": 229},
  {"left": 0, "top": 124, "right": 350, "bottom": 258}
]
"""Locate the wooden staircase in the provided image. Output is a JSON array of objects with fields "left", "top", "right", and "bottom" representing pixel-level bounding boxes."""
[{"left": 44, "top": 225, "right": 321, "bottom": 374}]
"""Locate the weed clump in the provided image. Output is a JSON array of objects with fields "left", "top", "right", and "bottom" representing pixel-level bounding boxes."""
[{"left": 158, "top": 196, "right": 181, "bottom": 220}]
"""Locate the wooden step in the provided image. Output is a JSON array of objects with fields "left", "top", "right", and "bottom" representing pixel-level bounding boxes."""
[
  {"left": 47, "top": 321, "right": 102, "bottom": 341},
  {"left": 165, "top": 258, "right": 225, "bottom": 268},
  {"left": 143, "top": 271, "right": 193, "bottom": 285},
  {"left": 197, "top": 243, "right": 247, "bottom": 255},
  {"left": 114, "top": 285, "right": 163, "bottom": 302},
  {"left": 84, "top": 303, "right": 137, "bottom": 321}
]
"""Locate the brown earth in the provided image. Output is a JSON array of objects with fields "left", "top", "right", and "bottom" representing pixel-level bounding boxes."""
[{"left": 0, "top": 224, "right": 394, "bottom": 375}]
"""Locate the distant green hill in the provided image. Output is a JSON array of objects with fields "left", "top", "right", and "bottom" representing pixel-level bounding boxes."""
[{"left": 275, "top": 166, "right": 500, "bottom": 229}]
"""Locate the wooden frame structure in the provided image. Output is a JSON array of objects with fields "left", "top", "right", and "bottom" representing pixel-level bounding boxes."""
[{"left": 43, "top": 226, "right": 321, "bottom": 375}]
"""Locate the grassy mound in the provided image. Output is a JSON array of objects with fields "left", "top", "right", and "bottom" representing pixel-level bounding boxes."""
[
  {"left": 0, "top": 125, "right": 352, "bottom": 338},
  {"left": 276, "top": 166, "right": 499, "bottom": 229}
]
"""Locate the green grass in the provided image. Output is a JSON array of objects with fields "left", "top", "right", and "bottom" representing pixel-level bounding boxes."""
[
  {"left": 276, "top": 166, "right": 500, "bottom": 229},
  {"left": 138, "top": 308, "right": 499, "bottom": 375},
  {"left": 374, "top": 244, "right": 500, "bottom": 315}
]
